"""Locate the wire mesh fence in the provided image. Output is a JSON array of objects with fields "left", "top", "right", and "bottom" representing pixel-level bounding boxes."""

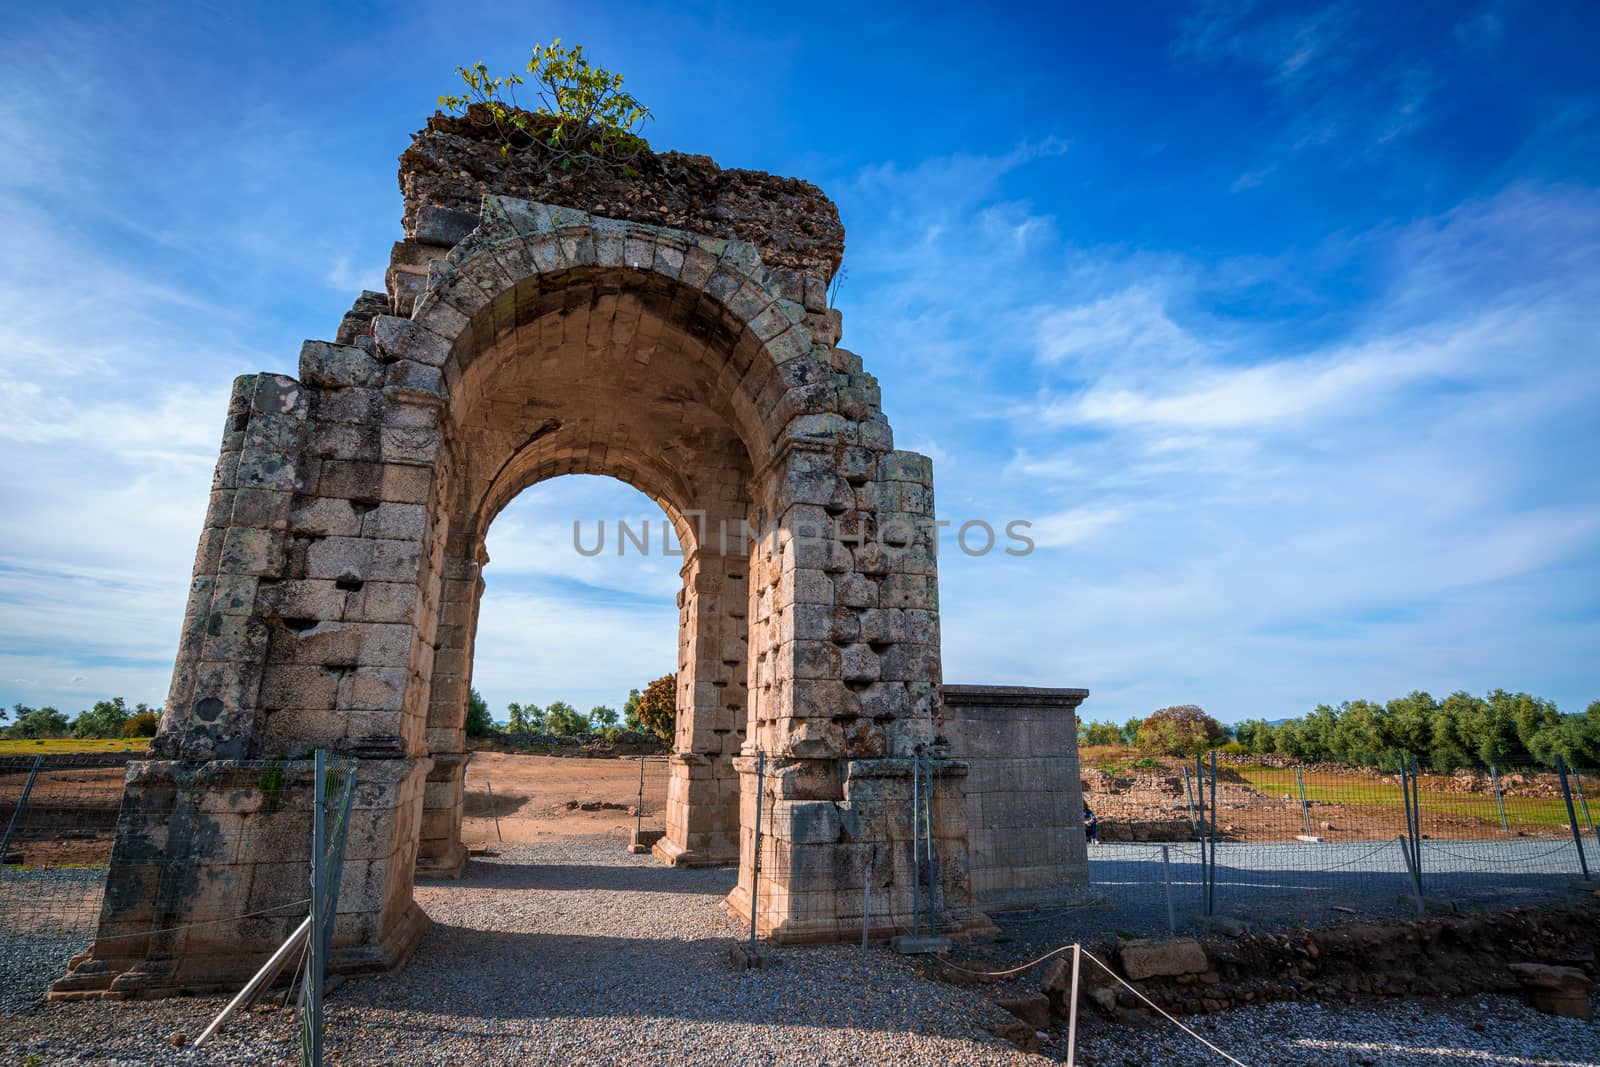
[
  {"left": 1, "top": 754, "right": 132, "bottom": 1013},
  {"left": 1075, "top": 752, "right": 1600, "bottom": 939},
  {"left": 629, "top": 755, "right": 672, "bottom": 835},
  {"left": 1, "top": 753, "right": 360, "bottom": 1027}
]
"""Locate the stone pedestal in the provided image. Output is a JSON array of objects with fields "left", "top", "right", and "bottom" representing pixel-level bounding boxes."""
[
  {"left": 724, "top": 754, "right": 990, "bottom": 944},
  {"left": 52, "top": 757, "right": 430, "bottom": 999},
  {"left": 654, "top": 753, "right": 740, "bottom": 866},
  {"left": 942, "top": 685, "right": 1092, "bottom": 913}
]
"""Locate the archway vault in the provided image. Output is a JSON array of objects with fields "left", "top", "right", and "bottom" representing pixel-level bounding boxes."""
[{"left": 58, "top": 196, "right": 979, "bottom": 998}]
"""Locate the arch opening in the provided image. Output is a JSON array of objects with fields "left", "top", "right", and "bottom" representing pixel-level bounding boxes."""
[{"left": 414, "top": 268, "right": 765, "bottom": 874}]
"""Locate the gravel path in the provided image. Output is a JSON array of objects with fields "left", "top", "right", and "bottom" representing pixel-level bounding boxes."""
[{"left": 3, "top": 836, "right": 1597, "bottom": 1065}]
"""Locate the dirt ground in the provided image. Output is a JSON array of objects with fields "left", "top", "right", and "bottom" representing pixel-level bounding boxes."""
[
  {"left": 460, "top": 752, "right": 671, "bottom": 847},
  {"left": 0, "top": 753, "right": 666, "bottom": 866}
]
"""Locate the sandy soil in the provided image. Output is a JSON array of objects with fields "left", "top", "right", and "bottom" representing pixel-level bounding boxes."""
[{"left": 459, "top": 751, "right": 672, "bottom": 847}]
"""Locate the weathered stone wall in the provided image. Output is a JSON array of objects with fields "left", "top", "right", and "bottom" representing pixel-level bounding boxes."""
[
  {"left": 392, "top": 108, "right": 844, "bottom": 312},
  {"left": 942, "top": 685, "right": 1092, "bottom": 912}
]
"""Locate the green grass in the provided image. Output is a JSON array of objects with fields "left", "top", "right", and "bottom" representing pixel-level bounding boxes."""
[
  {"left": 0, "top": 737, "right": 150, "bottom": 755},
  {"left": 1233, "top": 764, "right": 1576, "bottom": 829}
]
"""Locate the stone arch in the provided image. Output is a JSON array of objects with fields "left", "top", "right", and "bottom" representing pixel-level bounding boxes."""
[{"left": 60, "top": 190, "right": 976, "bottom": 998}]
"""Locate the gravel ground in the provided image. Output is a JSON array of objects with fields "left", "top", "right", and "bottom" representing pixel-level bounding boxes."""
[{"left": 3, "top": 836, "right": 1598, "bottom": 1066}]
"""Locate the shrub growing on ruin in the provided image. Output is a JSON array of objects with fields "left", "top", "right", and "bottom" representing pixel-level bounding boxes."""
[
  {"left": 440, "top": 40, "right": 652, "bottom": 175},
  {"left": 1135, "top": 705, "right": 1224, "bottom": 756}
]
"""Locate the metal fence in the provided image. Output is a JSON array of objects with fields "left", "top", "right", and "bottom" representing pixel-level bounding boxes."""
[
  {"left": 1, "top": 750, "right": 358, "bottom": 1064},
  {"left": 0, "top": 753, "right": 131, "bottom": 1014},
  {"left": 1078, "top": 752, "right": 1599, "bottom": 938}
]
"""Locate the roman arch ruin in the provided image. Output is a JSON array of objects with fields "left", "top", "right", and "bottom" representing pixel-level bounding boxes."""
[{"left": 54, "top": 117, "right": 1090, "bottom": 996}]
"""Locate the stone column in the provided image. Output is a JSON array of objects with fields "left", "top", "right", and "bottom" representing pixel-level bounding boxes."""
[
  {"left": 654, "top": 547, "right": 748, "bottom": 865},
  {"left": 726, "top": 440, "right": 986, "bottom": 943},
  {"left": 55, "top": 335, "right": 450, "bottom": 996}
]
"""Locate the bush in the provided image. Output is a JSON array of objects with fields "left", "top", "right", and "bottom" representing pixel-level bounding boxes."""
[
  {"left": 1135, "top": 705, "right": 1224, "bottom": 757},
  {"left": 122, "top": 709, "right": 160, "bottom": 738}
]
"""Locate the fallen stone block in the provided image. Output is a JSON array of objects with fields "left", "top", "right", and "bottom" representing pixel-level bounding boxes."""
[
  {"left": 1119, "top": 938, "right": 1209, "bottom": 980},
  {"left": 1509, "top": 963, "right": 1593, "bottom": 1019}
]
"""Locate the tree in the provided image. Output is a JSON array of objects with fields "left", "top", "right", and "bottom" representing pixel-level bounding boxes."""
[
  {"left": 1078, "top": 720, "right": 1123, "bottom": 747},
  {"left": 1135, "top": 705, "right": 1223, "bottom": 757},
  {"left": 623, "top": 688, "right": 643, "bottom": 731},
  {"left": 466, "top": 688, "right": 494, "bottom": 737},
  {"left": 590, "top": 705, "right": 619, "bottom": 728},
  {"left": 72, "top": 697, "right": 131, "bottom": 739},
  {"left": 635, "top": 674, "right": 677, "bottom": 744},
  {"left": 545, "top": 701, "right": 589, "bottom": 736},
  {"left": 507, "top": 701, "right": 544, "bottom": 734},
  {"left": 440, "top": 40, "right": 653, "bottom": 174},
  {"left": 1118, "top": 717, "right": 1142, "bottom": 746},
  {"left": 8, "top": 705, "right": 70, "bottom": 739},
  {"left": 1152, "top": 706, "right": 1221, "bottom": 755},
  {"left": 1383, "top": 691, "right": 1437, "bottom": 764}
]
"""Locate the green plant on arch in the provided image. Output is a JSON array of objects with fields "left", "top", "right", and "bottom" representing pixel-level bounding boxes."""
[{"left": 440, "top": 40, "right": 653, "bottom": 174}]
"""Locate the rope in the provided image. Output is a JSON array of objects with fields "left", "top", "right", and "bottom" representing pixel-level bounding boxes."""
[
  {"left": 934, "top": 943, "right": 1078, "bottom": 979},
  {"left": 80, "top": 898, "right": 313, "bottom": 944},
  {"left": 1080, "top": 947, "right": 1251, "bottom": 1067},
  {"left": 1420, "top": 840, "right": 1577, "bottom": 864}
]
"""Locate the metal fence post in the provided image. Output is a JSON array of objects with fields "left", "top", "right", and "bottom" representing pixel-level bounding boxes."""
[
  {"left": 1182, "top": 766, "right": 1198, "bottom": 837},
  {"left": 1208, "top": 750, "right": 1219, "bottom": 916},
  {"left": 1295, "top": 767, "right": 1311, "bottom": 836},
  {"left": 749, "top": 750, "right": 765, "bottom": 951},
  {"left": 922, "top": 751, "right": 943, "bottom": 932},
  {"left": 1194, "top": 752, "right": 1208, "bottom": 915},
  {"left": 1490, "top": 765, "right": 1510, "bottom": 833},
  {"left": 915, "top": 751, "right": 928, "bottom": 934},
  {"left": 485, "top": 777, "right": 503, "bottom": 843},
  {"left": 305, "top": 750, "right": 327, "bottom": 1067},
  {"left": 1160, "top": 845, "right": 1176, "bottom": 935},
  {"left": 635, "top": 757, "right": 645, "bottom": 841},
  {"left": 0, "top": 754, "right": 43, "bottom": 862},
  {"left": 1398, "top": 834, "right": 1425, "bottom": 919},
  {"left": 1556, "top": 756, "right": 1591, "bottom": 882}
]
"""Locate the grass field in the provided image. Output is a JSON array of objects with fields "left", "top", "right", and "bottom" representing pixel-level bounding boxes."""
[
  {"left": 1233, "top": 764, "right": 1578, "bottom": 829},
  {"left": 0, "top": 738, "right": 150, "bottom": 755}
]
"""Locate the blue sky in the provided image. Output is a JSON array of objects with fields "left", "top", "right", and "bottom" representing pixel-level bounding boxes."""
[{"left": 2, "top": 1, "right": 1598, "bottom": 725}]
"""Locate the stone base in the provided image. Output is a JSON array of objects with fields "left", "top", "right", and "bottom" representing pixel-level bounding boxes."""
[
  {"left": 891, "top": 934, "right": 953, "bottom": 955},
  {"left": 51, "top": 756, "right": 430, "bottom": 1000},
  {"left": 652, "top": 836, "right": 724, "bottom": 867},
  {"left": 415, "top": 841, "right": 468, "bottom": 879}
]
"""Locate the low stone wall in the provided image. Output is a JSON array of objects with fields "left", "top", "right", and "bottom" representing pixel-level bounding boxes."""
[{"left": 942, "top": 685, "right": 1092, "bottom": 912}]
